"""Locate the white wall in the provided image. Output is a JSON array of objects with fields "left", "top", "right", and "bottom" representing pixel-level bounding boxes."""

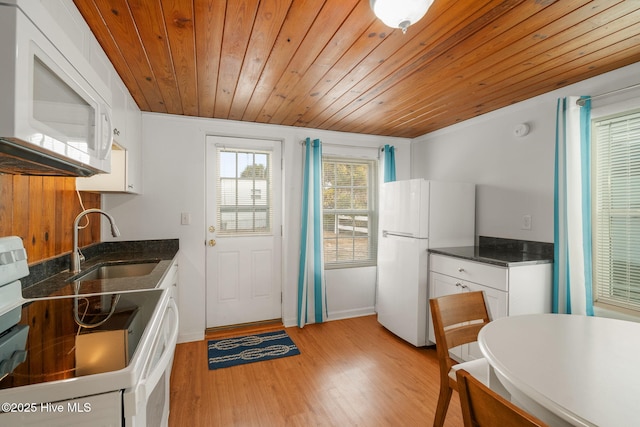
[
  {"left": 411, "top": 61, "right": 640, "bottom": 243},
  {"left": 103, "top": 114, "right": 410, "bottom": 342}
]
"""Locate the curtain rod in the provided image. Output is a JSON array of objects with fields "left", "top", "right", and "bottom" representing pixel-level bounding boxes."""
[
  {"left": 576, "top": 82, "right": 640, "bottom": 106},
  {"left": 298, "top": 140, "right": 386, "bottom": 151}
]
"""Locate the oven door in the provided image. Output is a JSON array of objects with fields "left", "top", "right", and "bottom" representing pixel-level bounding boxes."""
[{"left": 123, "top": 298, "right": 178, "bottom": 427}]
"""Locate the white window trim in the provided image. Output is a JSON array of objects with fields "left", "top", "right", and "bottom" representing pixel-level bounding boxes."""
[{"left": 322, "top": 156, "right": 378, "bottom": 269}]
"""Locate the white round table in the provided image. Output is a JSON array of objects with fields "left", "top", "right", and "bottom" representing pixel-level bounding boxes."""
[{"left": 478, "top": 313, "right": 640, "bottom": 427}]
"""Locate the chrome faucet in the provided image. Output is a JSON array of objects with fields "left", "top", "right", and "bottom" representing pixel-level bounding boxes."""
[{"left": 71, "top": 208, "right": 121, "bottom": 273}]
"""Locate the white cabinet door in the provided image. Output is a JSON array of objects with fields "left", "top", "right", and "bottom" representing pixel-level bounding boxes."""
[
  {"left": 76, "top": 82, "right": 142, "bottom": 194},
  {"left": 111, "top": 78, "right": 127, "bottom": 143},
  {"left": 463, "top": 282, "right": 507, "bottom": 361},
  {"left": 429, "top": 271, "right": 508, "bottom": 362},
  {"left": 429, "top": 271, "right": 459, "bottom": 343},
  {"left": 465, "top": 282, "right": 508, "bottom": 322},
  {"left": 429, "top": 271, "right": 464, "bottom": 360},
  {"left": 158, "top": 256, "right": 179, "bottom": 303},
  {"left": 124, "top": 94, "right": 142, "bottom": 193}
]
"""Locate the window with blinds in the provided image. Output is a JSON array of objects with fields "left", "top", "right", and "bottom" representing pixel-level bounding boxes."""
[
  {"left": 322, "top": 157, "right": 377, "bottom": 268},
  {"left": 593, "top": 110, "right": 640, "bottom": 311},
  {"left": 216, "top": 148, "right": 272, "bottom": 236}
]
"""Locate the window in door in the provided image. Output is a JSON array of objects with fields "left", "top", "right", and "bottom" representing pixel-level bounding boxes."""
[
  {"left": 216, "top": 148, "right": 272, "bottom": 236},
  {"left": 322, "top": 157, "right": 377, "bottom": 268},
  {"left": 593, "top": 109, "right": 640, "bottom": 312}
]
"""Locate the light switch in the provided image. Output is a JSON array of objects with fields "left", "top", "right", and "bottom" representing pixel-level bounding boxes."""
[{"left": 181, "top": 212, "right": 191, "bottom": 225}]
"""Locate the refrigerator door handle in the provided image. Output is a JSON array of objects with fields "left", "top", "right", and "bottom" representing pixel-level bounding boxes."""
[{"left": 382, "top": 231, "right": 416, "bottom": 238}]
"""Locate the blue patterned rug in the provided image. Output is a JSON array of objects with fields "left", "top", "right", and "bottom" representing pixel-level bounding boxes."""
[{"left": 207, "top": 330, "right": 300, "bottom": 370}]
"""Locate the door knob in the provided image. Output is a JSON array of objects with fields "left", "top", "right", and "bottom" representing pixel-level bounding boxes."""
[{"left": 208, "top": 239, "right": 216, "bottom": 247}]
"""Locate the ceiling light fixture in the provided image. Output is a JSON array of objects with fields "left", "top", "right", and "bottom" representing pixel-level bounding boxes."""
[{"left": 370, "top": 0, "right": 433, "bottom": 34}]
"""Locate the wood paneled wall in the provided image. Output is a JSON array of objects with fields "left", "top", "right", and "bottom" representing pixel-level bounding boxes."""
[{"left": 0, "top": 175, "right": 101, "bottom": 265}]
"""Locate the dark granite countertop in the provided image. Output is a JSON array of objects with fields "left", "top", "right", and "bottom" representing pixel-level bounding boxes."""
[
  {"left": 22, "top": 239, "right": 179, "bottom": 298},
  {"left": 429, "top": 237, "right": 554, "bottom": 267}
]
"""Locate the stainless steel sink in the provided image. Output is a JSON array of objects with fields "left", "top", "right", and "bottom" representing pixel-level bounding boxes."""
[{"left": 74, "top": 261, "right": 159, "bottom": 281}]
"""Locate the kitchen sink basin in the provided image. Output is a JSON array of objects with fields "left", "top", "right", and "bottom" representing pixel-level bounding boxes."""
[{"left": 73, "top": 261, "right": 159, "bottom": 281}]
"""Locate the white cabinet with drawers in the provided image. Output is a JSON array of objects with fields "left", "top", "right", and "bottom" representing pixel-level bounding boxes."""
[
  {"left": 429, "top": 253, "right": 552, "bottom": 362},
  {"left": 158, "top": 255, "right": 179, "bottom": 303}
]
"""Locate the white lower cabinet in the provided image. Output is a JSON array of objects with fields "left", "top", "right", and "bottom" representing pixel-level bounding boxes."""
[
  {"left": 158, "top": 256, "right": 179, "bottom": 303},
  {"left": 429, "top": 253, "right": 552, "bottom": 362}
]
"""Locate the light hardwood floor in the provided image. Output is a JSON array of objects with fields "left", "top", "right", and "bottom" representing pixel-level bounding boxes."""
[{"left": 169, "top": 315, "right": 463, "bottom": 426}]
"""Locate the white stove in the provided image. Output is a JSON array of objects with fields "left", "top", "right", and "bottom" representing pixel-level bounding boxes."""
[
  {"left": 0, "top": 236, "right": 178, "bottom": 426},
  {"left": 0, "top": 236, "right": 29, "bottom": 383}
]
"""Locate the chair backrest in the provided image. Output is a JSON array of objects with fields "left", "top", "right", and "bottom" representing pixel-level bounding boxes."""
[
  {"left": 456, "top": 369, "right": 549, "bottom": 427},
  {"left": 429, "top": 291, "right": 490, "bottom": 379}
]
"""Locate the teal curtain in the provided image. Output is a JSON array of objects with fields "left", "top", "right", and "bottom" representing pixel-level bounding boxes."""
[
  {"left": 297, "top": 138, "right": 327, "bottom": 327},
  {"left": 383, "top": 144, "right": 396, "bottom": 182},
  {"left": 553, "top": 96, "right": 594, "bottom": 315}
]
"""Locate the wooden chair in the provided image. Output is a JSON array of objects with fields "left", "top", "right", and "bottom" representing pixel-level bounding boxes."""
[
  {"left": 456, "top": 369, "right": 549, "bottom": 427},
  {"left": 429, "top": 291, "right": 491, "bottom": 427}
]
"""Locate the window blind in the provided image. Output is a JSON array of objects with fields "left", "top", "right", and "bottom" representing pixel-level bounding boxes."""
[
  {"left": 216, "top": 148, "right": 273, "bottom": 236},
  {"left": 593, "top": 110, "right": 640, "bottom": 310}
]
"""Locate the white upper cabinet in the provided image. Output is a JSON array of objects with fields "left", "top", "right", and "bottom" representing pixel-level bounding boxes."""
[
  {"left": 76, "top": 89, "right": 142, "bottom": 193},
  {"left": 111, "top": 78, "right": 128, "bottom": 144},
  {"left": 124, "top": 90, "right": 142, "bottom": 193},
  {"left": 76, "top": 83, "right": 142, "bottom": 194}
]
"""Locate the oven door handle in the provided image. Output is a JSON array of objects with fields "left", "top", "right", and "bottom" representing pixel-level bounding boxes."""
[{"left": 139, "top": 298, "right": 179, "bottom": 398}]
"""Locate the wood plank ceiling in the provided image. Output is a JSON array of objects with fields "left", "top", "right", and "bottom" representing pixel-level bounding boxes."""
[{"left": 74, "top": 0, "right": 640, "bottom": 139}]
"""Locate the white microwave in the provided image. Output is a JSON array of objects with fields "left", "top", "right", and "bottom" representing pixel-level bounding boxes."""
[{"left": 0, "top": 3, "right": 112, "bottom": 176}]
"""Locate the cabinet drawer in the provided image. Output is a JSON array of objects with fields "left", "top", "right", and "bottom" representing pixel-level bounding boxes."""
[{"left": 430, "top": 254, "right": 508, "bottom": 291}]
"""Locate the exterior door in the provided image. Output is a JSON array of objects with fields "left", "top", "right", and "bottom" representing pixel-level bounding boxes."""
[{"left": 205, "top": 135, "right": 282, "bottom": 328}]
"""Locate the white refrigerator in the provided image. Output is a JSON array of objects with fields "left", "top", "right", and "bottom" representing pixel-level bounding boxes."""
[{"left": 376, "top": 179, "right": 475, "bottom": 346}]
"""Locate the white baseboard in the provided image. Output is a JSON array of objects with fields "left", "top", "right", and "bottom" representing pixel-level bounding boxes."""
[
  {"left": 327, "top": 307, "right": 376, "bottom": 321},
  {"left": 178, "top": 331, "right": 204, "bottom": 344},
  {"left": 283, "top": 307, "right": 376, "bottom": 329},
  {"left": 224, "top": 308, "right": 377, "bottom": 332}
]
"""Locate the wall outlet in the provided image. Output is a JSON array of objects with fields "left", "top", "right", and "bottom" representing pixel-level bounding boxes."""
[
  {"left": 181, "top": 212, "right": 191, "bottom": 225},
  {"left": 522, "top": 214, "right": 532, "bottom": 230}
]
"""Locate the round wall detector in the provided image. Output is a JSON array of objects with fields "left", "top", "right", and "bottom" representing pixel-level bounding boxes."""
[{"left": 514, "top": 123, "right": 530, "bottom": 137}]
